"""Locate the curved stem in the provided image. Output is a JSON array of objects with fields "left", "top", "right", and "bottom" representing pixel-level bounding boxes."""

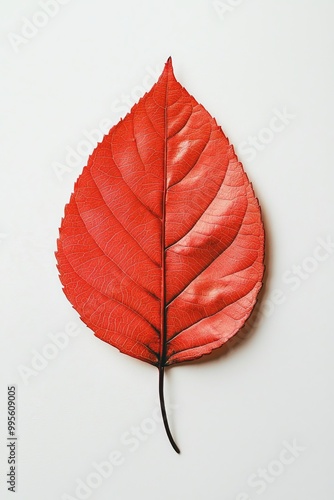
[{"left": 159, "top": 365, "right": 180, "bottom": 454}]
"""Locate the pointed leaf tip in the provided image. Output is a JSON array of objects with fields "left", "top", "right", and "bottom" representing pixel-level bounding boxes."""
[{"left": 162, "top": 56, "right": 175, "bottom": 81}]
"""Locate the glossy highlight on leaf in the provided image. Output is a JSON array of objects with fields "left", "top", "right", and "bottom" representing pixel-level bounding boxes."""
[{"left": 56, "top": 58, "right": 265, "bottom": 453}]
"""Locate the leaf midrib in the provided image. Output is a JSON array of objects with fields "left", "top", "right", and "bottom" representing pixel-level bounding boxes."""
[{"left": 159, "top": 64, "right": 169, "bottom": 368}]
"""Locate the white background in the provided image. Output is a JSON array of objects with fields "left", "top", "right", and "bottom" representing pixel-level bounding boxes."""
[{"left": 1, "top": 1, "right": 334, "bottom": 499}]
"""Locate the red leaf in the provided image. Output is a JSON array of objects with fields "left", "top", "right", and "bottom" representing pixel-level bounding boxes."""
[{"left": 56, "top": 58, "right": 265, "bottom": 452}]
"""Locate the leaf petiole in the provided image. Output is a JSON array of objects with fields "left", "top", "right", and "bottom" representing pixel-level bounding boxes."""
[{"left": 158, "top": 365, "right": 180, "bottom": 454}]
